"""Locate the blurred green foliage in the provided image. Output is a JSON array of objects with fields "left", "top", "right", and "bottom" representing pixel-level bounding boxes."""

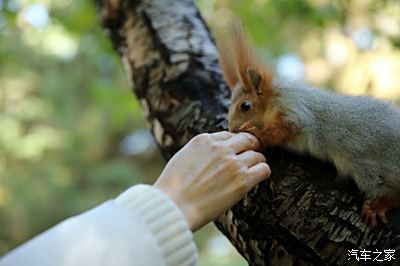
[
  {"left": 1, "top": 0, "right": 399, "bottom": 265},
  {"left": 0, "top": 0, "right": 164, "bottom": 254}
]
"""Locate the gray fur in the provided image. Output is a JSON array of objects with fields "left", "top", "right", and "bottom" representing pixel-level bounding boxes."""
[{"left": 273, "top": 76, "right": 400, "bottom": 199}]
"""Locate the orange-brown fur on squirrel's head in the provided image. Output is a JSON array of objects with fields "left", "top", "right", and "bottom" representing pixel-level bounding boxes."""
[{"left": 218, "top": 23, "right": 295, "bottom": 147}]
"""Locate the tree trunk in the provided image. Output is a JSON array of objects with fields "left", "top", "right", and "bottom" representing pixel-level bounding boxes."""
[{"left": 97, "top": 0, "right": 400, "bottom": 265}]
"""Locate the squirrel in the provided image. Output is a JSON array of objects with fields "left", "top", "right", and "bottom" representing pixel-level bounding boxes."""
[{"left": 218, "top": 23, "right": 400, "bottom": 227}]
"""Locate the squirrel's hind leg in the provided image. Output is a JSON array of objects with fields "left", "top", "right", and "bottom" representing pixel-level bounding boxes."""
[
  {"left": 361, "top": 199, "right": 388, "bottom": 227},
  {"left": 361, "top": 196, "right": 399, "bottom": 227},
  {"left": 351, "top": 168, "right": 399, "bottom": 226}
]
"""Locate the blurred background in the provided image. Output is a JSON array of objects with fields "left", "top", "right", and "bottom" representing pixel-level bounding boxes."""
[{"left": 0, "top": 0, "right": 399, "bottom": 265}]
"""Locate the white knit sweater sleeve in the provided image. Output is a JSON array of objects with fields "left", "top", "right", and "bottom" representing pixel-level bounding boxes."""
[
  {"left": 115, "top": 184, "right": 199, "bottom": 266},
  {"left": 0, "top": 184, "right": 198, "bottom": 266}
]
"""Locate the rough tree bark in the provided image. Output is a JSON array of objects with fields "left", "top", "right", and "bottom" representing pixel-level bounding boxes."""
[{"left": 97, "top": 0, "right": 400, "bottom": 265}]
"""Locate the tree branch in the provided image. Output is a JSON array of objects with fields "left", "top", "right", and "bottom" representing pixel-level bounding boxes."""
[{"left": 97, "top": 0, "right": 400, "bottom": 265}]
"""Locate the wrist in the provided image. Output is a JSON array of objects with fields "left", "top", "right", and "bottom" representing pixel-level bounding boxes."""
[
  {"left": 153, "top": 183, "right": 201, "bottom": 231},
  {"left": 173, "top": 198, "right": 202, "bottom": 231}
]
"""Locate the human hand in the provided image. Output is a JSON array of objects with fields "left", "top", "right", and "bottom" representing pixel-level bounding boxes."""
[{"left": 154, "top": 131, "right": 271, "bottom": 231}]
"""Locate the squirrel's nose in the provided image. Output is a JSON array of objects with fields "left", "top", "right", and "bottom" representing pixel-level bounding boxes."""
[
  {"left": 228, "top": 127, "right": 239, "bottom": 133},
  {"left": 228, "top": 125, "right": 240, "bottom": 133},
  {"left": 229, "top": 121, "right": 252, "bottom": 134},
  {"left": 228, "top": 123, "right": 236, "bottom": 133}
]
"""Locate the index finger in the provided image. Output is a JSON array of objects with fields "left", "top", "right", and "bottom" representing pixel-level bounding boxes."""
[
  {"left": 210, "top": 131, "right": 235, "bottom": 141},
  {"left": 223, "top": 132, "right": 261, "bottom": 154}
]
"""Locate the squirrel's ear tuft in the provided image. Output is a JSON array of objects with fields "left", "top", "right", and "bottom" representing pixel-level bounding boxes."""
[
  {"left": 230, "top": 22, "right": 274, "bottom": 95},
  {"left": 246, "top": 67, "right": 262, "bottom": 94},
  {"left": 218, "top": 21, "right": 274, "bottom": 94},
  {"left": 218, "top": 43, "right": 238, "bottom": 89}
]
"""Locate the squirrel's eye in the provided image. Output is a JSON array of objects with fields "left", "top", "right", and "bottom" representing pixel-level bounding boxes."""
[{"left": 240, "top": 101, "right": 252, "bottom": 113}]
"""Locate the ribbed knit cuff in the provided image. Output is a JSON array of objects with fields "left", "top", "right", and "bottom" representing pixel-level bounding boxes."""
[{"left": 115, "top": 184, "right": 198, "bottom": 266}]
